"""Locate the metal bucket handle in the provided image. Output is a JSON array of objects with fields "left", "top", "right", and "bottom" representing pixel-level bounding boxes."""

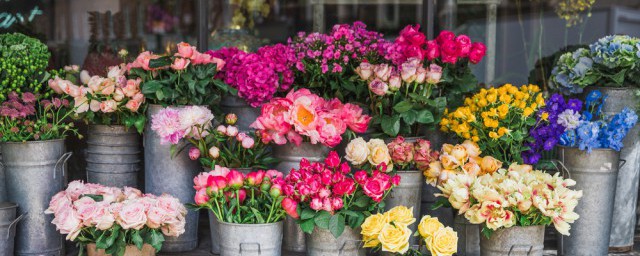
[
  {"left": 239, "top": 242, "right": 260, "bottom": 254},
  {"left": 550, "top": 159, "right": 571, "bottom": 180},
  {"left": 338, "top": 239, "right": 363, "bottom": 256},
  {"left": 508, "top": 245, "right": 533, "bottom": 256},
  {"left": 6, "top": 213, "right": 24, "bottom": 240},
  {"left": 619, "top": 159, "right": 627, "bottom": 169},
  {"left": 53, "top": 152, "right": 73, "bottom": 179}
]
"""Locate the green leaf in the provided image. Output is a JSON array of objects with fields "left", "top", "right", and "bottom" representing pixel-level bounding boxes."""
[
  {"left": 301, "top": 208, "right": 316, "bottom": 220},
  {"left": 141, "top": 80, "right": 163, "bottom": 94},
  {"left": 328, "top": 214, "right": 346, "bottom": 238},
  {"left": 393, "top": 101, "right": 413, "bottom": 113},
  {"left": 416, "top": 110, "right": 435, "bottom": 123},
  {"left": 300, "top": 218, "right": 315, "bottom": 234},
  {"left": 149, "top": 229, "right": 165, "bottom": 251},
  {"left": 381, "top": 115, "right": 401, "bottom": 136},
  {"left": 131, "top": 230, "right": 144, "bottom": 250},
  {"left": 314, "top": 211, "right": 331, "bottom": 229},
  {"left": 402, "top": 110, "right": 417, "bottom": 125},
  {"left": 353, "top": 195, "right": 370, "bottom": 208},
  {"left": 155, "top": 90, "right": 165, "bottom": 101}
]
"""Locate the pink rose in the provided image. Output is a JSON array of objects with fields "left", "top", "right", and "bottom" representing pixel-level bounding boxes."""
[
  {"left": 469, "top": 42, "right": 487, "bottom": 64},
  {"left": 116, "top": 201, "right": 147, "bottom": 230},
  {"left": 310, "top": 197, "right": 323, "bottom": 210},
  {"left": 389, "top": 74, "right": 402, "bottom": 91},
  {"left": 171, "top": 58, "right": 190, "bottom": 71},
  {"left": 374, "top": 64, "right": 392, "bottom": 81},
  {"left": 51, "top": 207, "right": 82, "bottom": 241},
  {"left": 157, "top": 194, "right": 187, "bottom": 217},
  {"left": 122, "top": 79, "right": 141, "bottom": 97},
  {"left": 356, "top": 62, "right": 374, "bottom": 80},
  {"left": 400, "top": 59, "right": 419, "bottom": 83},
  {"left": 146, "top": 206, "right": 167, "bottom": 229},
  {"left": 391, "top": 175, "right": 401, "bottom": 186},
  {"left": 100, "top": 80, "right": 116, "bottom": 95},
  {"left": 424, "top": 40, "right": 440, "bottom": 61},
  {"left": 426, "top": 64, "right": 443, "bottom": 84},
  {"left": 369, "top": 79, "right": 389, "bottom": 96},
  {"left": 322, "top": 198, "right": 334, "bottom": 213},
  {"left": 331, "top": 197, "right": 344, "bottom": 210},
  {"left": 387, "top": 136, "right": 415, "bottom": 165},
  {"left": 440, "top": 40, "right": 459, "bottom": 64},
  {"left": 455, "top": 35, "right": 472, "bottom": 57},
  {"left": 399, "top": 25, "right": 426, "bottom": 46},
  {"left": 100, "top": 99, "right": 117, "bottom": 113},
  {"left": 48, "top": 77, "right": 63, "bottom": 94},
  {"left": 176, "top": 42, "right": 196, "bottom": 59},
  {"left": 194, "top": 189, "right": 210, "bottom": 206},
  {"left": 415, "top": 67, "right": 427, "bottom": 83},
  {"left": 92, "top": 203, "right": 115, "bottom": 230},
  {"left": 65, "top": 180, "right": 87, "bottom": 201},
  {"left": 125, "top": 99, "right": 142, "bottom": 112},
  {"left": 123, "top": 187, "right": 143, "bottom": 200},
  {"left": 46, "top": 191, "right": 71, "bottom": 214},
  {"left": 354, "top": 171, "right": 368, "bottom": 184},
  {"left": 436, "top": 30, "right": 456, "bottom": 44},
  {"left": 363, "top": 178, "right": 386, "bottom": 202},
  {"left": 73, "top": 197, "right": 99, "bottom": 224},
  {"left": 90, "top": 100, "right": 101, "bottom": 112},
  {"left": 332, "top": 179, "right": 356, "bottom": 197},
  {"left": 160, "top": 215, "right": 186, "bottom": 237}
]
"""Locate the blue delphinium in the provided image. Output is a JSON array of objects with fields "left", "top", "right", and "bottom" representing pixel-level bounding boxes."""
[{"left": 576, "top": 121, "right": 601, "bottom": 152}]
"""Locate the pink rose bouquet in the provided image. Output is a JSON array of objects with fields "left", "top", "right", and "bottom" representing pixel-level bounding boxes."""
[
  {"left": 250, "top": 88, "right": 371, "bottom": 148},
  {"left": 192, "top": 169, "right": 288, "bottom": 224},
  {"left": 282, "top": 151, "right": 399, "bottom": 238},
  {"left": 437, "top": 163, "right": 582, "bottom": 237},
  {"left": 46, "top": 181, "right": 187, "bottom": 255},
  {"left": 48, "top": 64, "right": 147, "bottom": 133},
  {"left": 127, "top": 42, "right": 232, "bottom": 107}
]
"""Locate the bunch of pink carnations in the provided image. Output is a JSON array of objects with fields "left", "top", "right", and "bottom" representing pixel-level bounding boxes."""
[
  {"left": 46, "top": 181, "right": 186, "bottom": 254},
  {"left": 150, "top": 105, "right": 214, "bottom": 145},
  {"left": 282, "top": 151, "right": 399, "bottom": 238},
  {"left": 49, "top": 64, "right": 147, "bottom": 133},
  {"left": 250, "top": 88, "right": 371, "bottom": 148},
  {"left": 192, "top": 168, "right": 288, "bottom": 224}
]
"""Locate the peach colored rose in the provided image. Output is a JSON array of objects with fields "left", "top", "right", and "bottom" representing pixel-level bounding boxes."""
[
  {"left": 461, "top": 140, "right": 481, "bottom": 158},
  {"left": 171, "top": 58, "right": 190, "bottom": 71},
  {"left": 146, "top": 206, "right": 167, "bottom": 229},
  {"left": 176, "top": 42, "right": 196, "bottom": 59},
  {"left": 125, "top": 99, "right": 142, "bottom": 112},
  {"left": 100, "top": 99, "right": 117, "bottom": 113},
  {"left": 122, "top": 79, "right": 141, "bottom": 97},
  {"left": 480, "top": 156, "right": 502, "bottom": 174}
]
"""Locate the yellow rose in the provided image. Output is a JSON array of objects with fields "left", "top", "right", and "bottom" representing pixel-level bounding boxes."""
[
  {"left": 345, "top": 137, "right": 369, "bottom": 165},
  {"left": 450, "top": 145, "right": 468, "bottom": 163},
  {"left": 523, "top": 107, "right": 534, "bottom": 117},
  {"left": 461, "top": 140, "right": 481, "bottom": 158},
  {"left": 497, "top": 127, "right": 510, "bottom": 136},
  {"left": 424, "top": 161, "right": 443, "bottom": 186},
  {"left": 426, "top": 227, "right": 458, "bottom": 256},
  {"left": 417, "top": 215, "right": 444, "bottom": 238},
  {"left": 480, "top": 156, "right": 502, "bottom": 174},
  {"left": 361, "top": 213, "right": 388, "bottom": 238},
  {"left": 367, "top": 139, "right": 392, "bottom": 170},
  {"left": 441, "top": 144, "right": 454, "bottom": 154},
  {"left": 362, "top": 235, "right": 380, "bottom": 248},
  {"left": 384, "top": 206, "right": 416, "bottom": 227},
  {"left": 378, "top": 223, "right": 411, "bottom": 254}
]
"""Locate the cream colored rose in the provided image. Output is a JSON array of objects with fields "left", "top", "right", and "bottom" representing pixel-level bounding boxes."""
[
  {"left": 440, "top": 154, "right": 460, "bottom": 170},
  {"left": 450, "top": 145, "right": 468, "bottom": 163},
  {"left": 441, "top": 144, "right": 454, "bottom": 154},
  {"left": 367, "top": 139, "right": 392, "bottom": 170},
  {"left": 480, "top": 156, "right": 502, "bottom": 174},
  {"left": 378, "top": 223, "right": 411, "bottom": 254},
  {"left": 426, "top": 227, "right": 458, "bottom": 256},
  {"left": 463, "top": 162, "right": 481, "bottom": 177},
  {"left": 384, "top": 206, "right": 416, "bottom": 227},
  {"left": 417, "top": 215, "right": 444, "bottom": 238},
  {"left": 361, "top": 213, "right": 388, "bottom": 238},
  {"left": 482, "top": 202, "right": 516, "bottom": 230},
  {"left": 464, "top": 204, "right": 486, "bottom": 224},
  {"left": 345, "top": 137, "right": 370, "bottom": 165},
  {"left": 424, "top": 161, "right": 443, "bottom": 186},
  {"left": 461, "top": 140, "right": 481, "bottom": 158}
]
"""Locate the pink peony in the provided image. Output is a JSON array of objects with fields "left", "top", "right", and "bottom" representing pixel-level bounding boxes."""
[
  {"left": 193, "top": 172, "right": 213, "bottom": 190},
  {"left": 282, "top": 197, "right": 299, "bottom": 219},
  {"left": 151, "top": 108, "right": 184, "bottom": 144},
  {"left": 194, "top": 189, "right": 210, "bottom": 206},
  {"left": 241, "top": 137, "right": 255, "bottom": 149},
  {"left": 226, "top": 170, "right": 245, "bottom": 189},
  {"left": 188, "top": 147, "right": 200, "bottom": 160}
]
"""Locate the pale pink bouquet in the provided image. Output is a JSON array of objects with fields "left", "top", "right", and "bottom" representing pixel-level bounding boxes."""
[
  {"left": 150, "top": 105, "right": 214, "bottom": 145},
  {"left": 46, "top": 181, "right": 187, "bottom": 255},
  {"left": 250, "top": 88, "right": 371, "bottom": 148}
]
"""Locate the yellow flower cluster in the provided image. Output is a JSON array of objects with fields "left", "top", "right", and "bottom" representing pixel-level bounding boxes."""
[
  {"left": 438, "top": 164, "right": 583, "bottom": 235},
  {"left": 440, "top": 84, "right": 545, "bottom": 142},
  {"left": 361, "top": 206, "right": 458, "bottom": 255},
  {"left": 424, "top": 140, "right": 502, "bottom": 186}
]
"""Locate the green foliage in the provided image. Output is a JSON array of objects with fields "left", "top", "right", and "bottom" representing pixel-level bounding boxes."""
[
  {"left": 0, "top": 33, "right": 51, "bottom": 101},
  {"left": 75, "top": 225, "right": 165, "bottom": 256}
]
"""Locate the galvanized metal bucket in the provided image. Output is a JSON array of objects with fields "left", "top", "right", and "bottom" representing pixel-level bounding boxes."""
[
  {"left": 218, "top": 221, "right": 283, "bottom": 256},
  {"left": 1, "top": 139, "right": 70, "bottom": 256},
  {"left": 454, "top": 215, "right": 481, "bottom": 256},
  {"left": 220, "top": 95, "right": 260, "bottom": 132},
  {"left": 273, "top": 142, "right": 330, "bottom": 253},
  {"left": 306, "top": 226, "right": 364, "bottom": 256},
  {"left": 208, "top": 211, "right": 220, "bottom": 254},
  {"left": 144, "top": 104, "right": 201, "bottom": 252},
  {"left": 418, "top": 131, "right": 455, "bottom": 227},
  {"left": 582, "top": 87, "right": 640, "bottom": 252},
  {"left": 0, "top": 148, "right": 5, "bottom": 202},
  {"left": 383, "top": 170, "right": 422, "bottom": 245},
  {"left": 480, "top": 225, "right": 545, "bottom": 256},
  {"left": 0, "top": 212, "right": 24, "bottom": 256},
  {"left": 86, "top": 124, "right": 141, "bottom": 188},
  {"left": 557, "top": 146, "right": 620, "bottom": 256}
]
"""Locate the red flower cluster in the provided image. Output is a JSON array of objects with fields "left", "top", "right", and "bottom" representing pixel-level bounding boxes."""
[{"left": 385, "top": 25, "right": 486, "bottom": 65}]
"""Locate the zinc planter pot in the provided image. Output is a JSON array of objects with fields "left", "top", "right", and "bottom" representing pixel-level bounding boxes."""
[
  {"left": 305, "top": 226, "right": 365, "bottom": 256},
  {"left": 383, "top": 170, "right": 423, "bottom": 245},
  {"left": 218, "top": 221, "right": 284, "bottom": 256},
  {"left": 583, "top": 86, "right": 640, "bottom": 252},
  {"left": 556, "top": 146, "right": 620, "bottom": 256},
  {"left": 273, "top": 142, "right": 330, "bottom": 253},
  {"left": 144, "top": 104, "right": 200, "bottom": 252},
  {"left": 0, "top": 146, "right": 5, "bottom": 202},
  {"left": 86, "top": 125, "right": 141, "bottom": 188},
  {"left": 480, "top": 226, "right": 545, "bottom": 256},
  {"left": 0, "top": 202, "right": 23, "bottom": 256},
  {"left": 86, "top": 243, "right": 156, "bottom": 256},
  {"left": 220, "top": 95, "right": 260, "bottom": 132},
  {"left": 454, "top": 215, "right": 481, "bottom": 256},
  {"left": 1, "top": 139, "right": 71, "bottom": 256}
]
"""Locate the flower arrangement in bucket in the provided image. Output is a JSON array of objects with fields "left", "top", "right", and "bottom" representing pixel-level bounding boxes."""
[
  {"left": 436, "top": 163, "right": 582, "bottom": 238},
  {"left": 281, "top": 151, "right": 400, "bottom": 238},
  {"left": 422, "top": 140, "right": 502, "bottom": 187},
  {"left": 46, "top": 181, "right": 187, "bottom": 255},
  {"left": 550, "top": 35, "right": 640, "bottom": 94},
  {"left": 0, "top": 33, "right": 80, "bottom": 142},
  {"left": 355, "top": 26, "right": 487, "bottom": 137},
  {"left": 360, "top": 205, "right": 458, "bottom": 256},
  {"left": 344, "top": 136, "right": 439, "bottom": 174},
  {"left": 150, "top": 105, "right": 214, "bottom": 154},
  {"left": 250, "top": 88, "right": 371, "bottom": 148},
  {"left": 48, "top": 64, "right": 147, "bottom": 133},
  {"left": 440, "top": 84, "right": 546, "bottom": 165},
  {"left": 127, "top": 42, "right": 232, "bottom": 109},
  {"left": 558, "top": 90, "right": 638, "bottom": 151}
]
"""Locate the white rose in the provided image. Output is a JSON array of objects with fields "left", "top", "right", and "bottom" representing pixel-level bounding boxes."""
[
  {"left": 345, "top": 137, "right": 369, "bottom": 165},
  {"left": 367, "top": 139, "right": 392, "bottom": 170}
]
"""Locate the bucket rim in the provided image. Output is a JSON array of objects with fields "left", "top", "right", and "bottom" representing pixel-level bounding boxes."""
[
  {"left": 584, "top": 86, "right": 636, "bottom": 91},
  {"left": 0, "top": 202, "right": 17, "bottom": 210},
  {"left": 0, "top": 138, "right": 65, "bottom": 145},
  {"left": 556, "top": 145, "right": 620, "bottom": 153},
  {"left": 217, "top": 220, "right": 283, "bottom": 227}
]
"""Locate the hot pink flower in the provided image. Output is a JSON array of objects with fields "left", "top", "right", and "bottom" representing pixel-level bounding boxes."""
[
  {"left": 226, "top": 170, "right": 245, "bottom": 189},
  {"left": 250, "top": 98, "right": 293, "bottom": 145},
  {"left": 455, "top": 35, "right": 472, "bottom": 57},
  {"left": 194, "top": 189, "right": 210, "bottom": 205},
  {"left": 469, "top": 42, "right": 487, "bottom": 64},
  {"left": 391, "top": 175, "right": 401, "bottom": 186},
  {"left": 194, "top": 172, "right": 213, "bottom": 190},
  {"left": 436, "top": 30, "right": 456, "bottom": 45},
  {"left": 310, "top": 197, "right": 323, "bottom": 210},
  {"left": 331, "top": 197, "right": 344, "bottom": 210},
  {"left": 282, "top": 197, "right": 299, "bottom": 218}
]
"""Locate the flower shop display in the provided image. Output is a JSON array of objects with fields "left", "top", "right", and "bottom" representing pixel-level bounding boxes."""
[
  {"left": 46, "top": 181, "right": 187, "bottom": 256},
  {"left": 192, "top": 169, "right": 287, "bottom": 256},
  {"left": 355, "top": 26, "right": 486, "bottom": 137},
  {"left": 441, "top": 84, "right": 546, "bottom": 165},
  {"left": 437, "top": 163, "right": 582, "bottom": 255},
  {"left": 128, "top": 42, "right": 231, "bottom": 110},
  {"left": 49, "top": 64, "right": 146, "bottom": 188},
  {"left": 361, "top": 206, "right": 458, "bottom": 256},
  {"left": 282, "top": 151, "right": 399, "bottom": 255}
]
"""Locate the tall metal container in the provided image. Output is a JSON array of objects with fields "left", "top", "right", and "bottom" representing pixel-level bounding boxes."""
[
  {"left": 1, "top": 139, "right": 71, "bottom": 256},
  {"left": 480, "top": 225, "right": 545, "bottom": 256},
  {"left": 454, "top": 215, "right": 481, "bottom": 256},
  {"left": 273, "top": 142, "right": 330, "bottom": 253},
  {"left": 306, "top": 226, "right": 364, "bottom": 256},
  {"left": 383, "top": 170, "right": 422, "bottom": 245},
  {"left": 0, "top": 147, "right": 5, "bottom": 202},
  {"left": 557, "top": 146, "right": 620, "bottom": 256},
  {"left": 218, "top": 221, "right": 283, "bottom": 256},
  {"left": 86, "top": 125, "right": 141, "bottom": 188},
  {"left": 145, "top": 104, "right": 200, "bottom": 252},
  {"left": 420, "top": 130, "right": 454, "bottom": 227},
  {"left": 582, "top": 87, "right": 640, "bottom": 252},
  {"left": 220, "top": 95, "right": 260, "bottom": 132},
  {"left": 0, "top": 202, "right": 23, "bottom": 256}
]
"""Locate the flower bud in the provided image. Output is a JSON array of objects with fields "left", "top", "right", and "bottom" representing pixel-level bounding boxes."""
[
  {"left": 209, "top": 146, "right": 220, "bottom": 159},
  {"left": 188, "top": 147, "right": 200, "bottom": 160},
  {"left": 225, "top": 113, "right": 238, "bottom": 125}
]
